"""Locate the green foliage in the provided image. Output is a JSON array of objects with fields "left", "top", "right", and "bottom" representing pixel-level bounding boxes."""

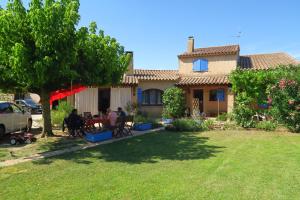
[
  {"left": 125, "top": 101, "right": 138, "bottom": 115},
  {"left": 51, "top": 101, "right": 73, "bottom": 126},
  {"left": 134, "top": 115, "right": 162, "bottom": 128},
  {"left": 201, "top": 119, "right": 215, "bottom": 131},
  {"left": 229, "top": 65, "right": 300, "bottom": 129},
  {"left": 256, "top": 121, "right": 277, "bottom": 131},
  {"left": 134, "top": 115, "right": 149, "bottom": 124},
  {"left": 171, "top": 118, "right": 203, "bottom": 132},
  {"left": 268, "top": 78, "right": 300, "bottom": 132},
  {"left": 0, "top": 0, "right": 129, "bottom": 135},
  {"left": 216, "top": 113, "right": 228, "bottom": 121},
  {"left": 162, "top": 87, "right": 185, "bottom": 118}
]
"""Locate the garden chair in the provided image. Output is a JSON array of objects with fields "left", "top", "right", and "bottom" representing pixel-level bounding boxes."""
[
  {"left": 114, "top": 117, "right": 126, "bottom": 138},
  {"left": 124, "top": 115, "right": 134, "bottom": 136}
]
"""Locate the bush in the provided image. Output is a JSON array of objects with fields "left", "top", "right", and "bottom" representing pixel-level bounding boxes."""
[
  {"left": 171, "top": 118, "right": 203, "bottom": 132},
  {"left": 230, "top": 65, "right": 300, "bottom": 129},
  {"left": 268, "top": 78, "right": 300, "bottom": 132},
  {"left": 216, "top": 113, "right": 228, "bottom": 121},
  {"left": 134, "top": 115, "right": 148, "bottom": 124},
  {"left": 51, "top": 101, "right": 73, "bottom": 126},
  {"left": 201, "top": 119, "right": 214, "bottom": 131},
  {"left": 134, "top": 115, "right": 162, "bottom": 128},
  {"left": 162, "top": 87, "right": 185, "bottom": 118},
  {"left": 256, "top": 121, "right": 277, "bottom": 131}
]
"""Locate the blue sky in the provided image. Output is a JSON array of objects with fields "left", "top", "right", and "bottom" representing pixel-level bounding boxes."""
[{"left": 1, "top": 0, "right": 300, "bottom": 69}]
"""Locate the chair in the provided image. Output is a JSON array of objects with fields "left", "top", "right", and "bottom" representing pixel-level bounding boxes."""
[
  {"left": 114, "top": 117, "right": 126, "bottom": 138},
  {"left": 124, "top": 115, "right": 134, "bottom": 136}
]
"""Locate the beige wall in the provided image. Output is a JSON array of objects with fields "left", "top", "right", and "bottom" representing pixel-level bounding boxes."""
[
  {"left": 137, "top": 80, "right": 176, "bottom": 117},
  {"left": 178, "top": 54, "right": 238, "bottom": 75},
  {"left": 184, "top": 85, "right": 230, "bottom": 117}
]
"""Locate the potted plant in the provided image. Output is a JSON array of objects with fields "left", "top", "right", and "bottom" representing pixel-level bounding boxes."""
[{"left": 133, "top": 115, "right": 153, "bottom": 131}]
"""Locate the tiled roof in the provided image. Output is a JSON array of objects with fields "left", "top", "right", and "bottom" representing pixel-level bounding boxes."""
[
  {"left": 133, "top": 69, "right": 179, "bottom": 81},
  {"left": 178, "top": 45, "right": 240, "bottom": 58},
  {"left": 121, "top": 74, "right": 138, "bottom": 85},
  {"left": 239, "top": 53, "right": 299, "bottom": 70},
  {"left": 121, "top": 69, "right": 179, "bottom": 85},
  {"left": 176, "top": 75, "right": 229, "bottom": 86}
]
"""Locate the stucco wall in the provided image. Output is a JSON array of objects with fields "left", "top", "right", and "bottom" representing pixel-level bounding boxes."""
[
  {"left": 184, "top": 85, "right": 230, "bottom": 117},
  {"left": 178, "top": 54, "right": 238, "bottom": 75},
  {"left": 137, "top": 80, "right": 176, "bottom": 117}
]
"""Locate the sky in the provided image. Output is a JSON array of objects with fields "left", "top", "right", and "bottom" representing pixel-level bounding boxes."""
[{"left": 1, "top": 0, "right": 300, "bottom": 69}]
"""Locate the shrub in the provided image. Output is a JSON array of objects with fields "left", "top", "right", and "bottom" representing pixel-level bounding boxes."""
[
  {"left": 162, "top": 87, "right": 185, "bottom": 118},
  {"left": 51, "top": 101, "right": 73, "bottom": 126},
  {"left": 171, "top": 118, "right": 202, "bottom": 132},
  {"left": 230, "top": 65, "right": 300, "bottom": 129},
  {"left": 216, "top": 113, "right": 228, "bottom": 121},
  {"left": 134, "top": 115, "right": 148, "bottom": 124},
  {"left": 201, "top": 119, "right": 215, "bottom": 131},
  {"left": 134, "top": 115, "right": 162, "bottom": 128},
  {"left": 256, "top": 121, "right": 277, "bottom": 131},
  {"left": 268, "top": 78, "right": 300, "bottom": 132}
]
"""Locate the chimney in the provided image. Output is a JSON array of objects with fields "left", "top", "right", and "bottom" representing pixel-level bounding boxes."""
[
  {"left": 126, "top": 51, "right": 134, "bottom": 75},
  {"left": 187, "top": 36, "right": 194, "bottom": 53}
]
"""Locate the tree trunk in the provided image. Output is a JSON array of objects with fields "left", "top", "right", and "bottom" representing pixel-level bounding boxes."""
[{"left": 40, "top": 89, "right": 54, "bottom": 137}]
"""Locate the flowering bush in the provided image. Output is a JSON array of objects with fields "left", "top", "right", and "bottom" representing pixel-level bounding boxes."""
[{"left": 268, "top": 79, "right": 300, "bottom": 132}]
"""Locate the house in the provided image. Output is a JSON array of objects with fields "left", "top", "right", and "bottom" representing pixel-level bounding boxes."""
[{"left": 68, "top": 37, "right": 299, "bottom": 117}]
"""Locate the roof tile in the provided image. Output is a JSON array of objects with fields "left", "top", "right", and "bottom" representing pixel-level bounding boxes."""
[{"left": 178, "top": 45, "right": 240, "bottom": 58}]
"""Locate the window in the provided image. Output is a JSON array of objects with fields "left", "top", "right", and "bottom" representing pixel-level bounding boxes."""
[
  {"left": 209, "top": 89, "right": 225, "bottom": 101},
  {"left": 10, "top": 104, "right": 22, "bottom": 113},
  {"left": 0, "top": 103, "right": 12, "bottom": 114},
  {"left": 193, "top": 59, "right": 208, "bottom": 72},
  {"left": 142, "top": 89, "right": 163, "bottom": 105}
]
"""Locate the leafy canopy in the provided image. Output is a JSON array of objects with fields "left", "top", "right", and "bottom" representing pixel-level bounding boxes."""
[{"left": 0, "top": 0, "right": 129, "bottom": 93}]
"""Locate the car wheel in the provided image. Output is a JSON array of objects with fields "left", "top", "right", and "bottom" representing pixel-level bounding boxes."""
[
  {"left": 10, "top": 138, "right": 17, "bottom": 145},
  {"left": 0, "top": 125, "right": 5, "bottom": 138},
  {"left": 27, "top": 119, "right": 32, "bottom": 132}
]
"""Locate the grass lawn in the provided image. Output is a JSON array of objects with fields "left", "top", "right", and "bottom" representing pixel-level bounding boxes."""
[
  {"left": 0, "top": 130, "right": 87, "bottom": 161},
  {"left": 1, "top": 130, "right": 300, "bottom": 200}
]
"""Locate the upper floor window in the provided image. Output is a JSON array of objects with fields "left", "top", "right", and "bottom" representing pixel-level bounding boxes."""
[
  {"left": 142, "top": 89, "right": 163, "bottom": 105},
  {"left": 209, "top": 89, "right": 225, "bottom": 101},
  {"left": 193, "top": 59, "right": 208, "bottom": 72}
]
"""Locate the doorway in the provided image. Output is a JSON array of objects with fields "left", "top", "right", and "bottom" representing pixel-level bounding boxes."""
[
  {"left": 193, "top": 89, "right": 204, "bottom": 112},
  {"left": 98, "top": 88, "right": 110, "bottom": 114}
]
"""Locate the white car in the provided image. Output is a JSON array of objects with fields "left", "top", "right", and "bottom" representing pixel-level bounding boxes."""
[{"left": 0, "top": 101, "right": 32, "bottom": 137}]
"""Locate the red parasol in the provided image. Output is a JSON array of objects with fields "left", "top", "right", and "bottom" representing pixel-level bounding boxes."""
[{"left": 50, "top": 85, "right": 87, "bottom": 105}]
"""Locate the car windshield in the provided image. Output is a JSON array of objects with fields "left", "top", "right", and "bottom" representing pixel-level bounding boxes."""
[{"left": 24, "top": 99, "right": 37, "bottom": 106}]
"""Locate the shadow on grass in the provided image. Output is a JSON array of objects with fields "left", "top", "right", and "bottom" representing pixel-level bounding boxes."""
[{"left": 33, "top": 131, "right": 224, "bottom": 165}]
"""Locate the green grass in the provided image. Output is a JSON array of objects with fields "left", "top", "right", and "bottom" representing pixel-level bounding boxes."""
[
  {"left": 1, "top": 130, "right": 300, "bottom": 199},
  {"left": 0, "top": 131, "right": 87, "bottom": 161}
]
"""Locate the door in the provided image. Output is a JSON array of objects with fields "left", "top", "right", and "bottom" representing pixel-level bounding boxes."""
[
  {"left": 98, "top": 89, "right": 111, "bottom": 114},
  {"left": 193, "top": 89, "right": 204, "bottom": 113},
  {"left": 0, "top": 103, "right": 13, "bottom": 133},
  {"left": 10, "top": 103, "right": 26, "bottom": 130}
]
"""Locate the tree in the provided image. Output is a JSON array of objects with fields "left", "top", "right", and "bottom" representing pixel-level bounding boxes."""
[
  {"left": 162, "top": 87, "right": 185, "bottom": 118},
  {"left": 0, "top": 0, "right": 129, "bottom": 136}
]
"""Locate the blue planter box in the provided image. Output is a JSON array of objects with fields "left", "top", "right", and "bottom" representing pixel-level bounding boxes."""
[
  {"left": 85, "top": 130, "right": 112, "bottom": 143},
  {"left": 134, "top": 123, "right": 152, "bottom": 131}
]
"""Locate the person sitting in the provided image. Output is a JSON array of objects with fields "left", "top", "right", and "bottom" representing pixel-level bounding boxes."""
[
  {"left": 67, "top": 109, "right": 84, "bottom": 137},
  {"left": 117, "top": 107, "right": 126, "bottom": 118},
  {"left": 106, "top": 108, "right": 118, "bottom": 129}
]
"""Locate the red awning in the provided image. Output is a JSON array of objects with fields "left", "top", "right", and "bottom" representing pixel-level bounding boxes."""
[{"left": 50, "top": 85, "right": 87, "bottom": 105}]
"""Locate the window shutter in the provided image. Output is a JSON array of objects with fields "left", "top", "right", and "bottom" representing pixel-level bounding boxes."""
[
  {"left": 217, "top": 89, "right": 225, "bottom": 101},
  {"left": 193, "top": 59, "right": 201, "bottom": 71},
  {"left": 200, "top": 59, "right": 208, "bottom": 71},
  {"left": 137, "top": 87, "right": 143, "bottom": 105}
]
